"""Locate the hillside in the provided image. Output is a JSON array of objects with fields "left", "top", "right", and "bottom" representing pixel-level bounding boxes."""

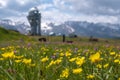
[{"left": 0, "top": 26, "right": 27, "bottom": 41}]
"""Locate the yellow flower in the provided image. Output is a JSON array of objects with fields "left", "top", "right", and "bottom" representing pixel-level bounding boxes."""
[
  {"left": 114, "top": 59, "right": 119, "bottom": 63},
  {"left": 69, "top": 58, "right": 76, "bottom": 62},
  {"left": 118, "top": 78, "right": 120, "bottom": 80},
  {"left": 89, "top": 52, "right": 101, "bottom": 63},
  {"left": 29, "top": 63, "right": 36, "bottom": 67},
  {"left": 60, "top": 68, "right": 69, "bottom": 78},
  {"left": 0, "top": 58, "right": 4, "bottom": 60},
  {"left": 47, "top": 58, "right": 62, "bottom": 68},
  {"left": 1, "top": 48, "right": 5, "bottom": 50},
  {"left": 96, "top": 64, "right": 102, "bottom": 68},
  {"left": 75, "top": 57, "right": 85, "bottom": 66},
  {"left": 22, "top": 58, "right": 32, "bottom": 64},
  {"left": 1, "top": 51, "right": 15, "bottom": 58},
  {"left": 87, "top": 74, "right": 95, "bottom": 79},
  {"left": 72, "top": 68, "right": 82, "bottom": 74},
  {"left": 54, "top": 58, "right": 62, "bottom": 64},
  {"left": 110, "top": 52, "right": 115, "bottom": 55},
  {"left": 15, "top": 55, "right": 24, "bottom": 59},
  {"left": 41, "top": 56, "right": 49, "bottom": 63},
  {"left": 15, "top": 60, "right": 22, "bottom": 63},
  {"left": 65, "top": 51, "right": 71, "bottom": 57},
  {"left": 60, "top": 53, "right": 64, "bottom": 56},
  {"left": 46, "top": 60, "right": 55, "bottom": 68},
  {"left": 103, "top": 63, "right": 109, "bottom": 68}
]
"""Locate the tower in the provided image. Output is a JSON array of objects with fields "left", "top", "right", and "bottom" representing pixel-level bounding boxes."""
[{"left": 27, "top": 7, "right": 41, "bottom": 35}]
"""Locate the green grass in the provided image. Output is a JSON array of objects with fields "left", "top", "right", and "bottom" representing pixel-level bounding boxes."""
[
  {"left": 0, "top": 26, "right": 120, "bottom": 80},
  {"left": 0, "top": 27, "right": 33, "bottom": 47},
  {"left": 0, "top": 27, "right": 27, "bottom": 41},
  {"left": 0, "top": 40, "right": 120, "bottom": 80}
]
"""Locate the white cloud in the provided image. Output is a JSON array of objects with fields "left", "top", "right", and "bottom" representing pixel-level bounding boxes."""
[
  {"left": 37, "top": 3, "right": 53, "bottom": 10},
  {"left": 0, "top": 0, "right": 8, "bottom": 8},
  {"left": 16, "top": 0, "right": 28, "bottom": 5},
  {"left": 41, "top": 8, "right": 72, "bottom": 24},
  {"left": 16, "top": 0, "right": 37, "bottom": 6},
  {"left": 6, "top": 16, "right": 29, "bottom": 25},
  {"left": 81, "top": 15, "right": 118, "bottom": 24},
  {"left": 65, "top": 0, "right": 120, "bottom": 16},
  {"left": 0, "top": 0, "right": 120, "bottom": 24}
]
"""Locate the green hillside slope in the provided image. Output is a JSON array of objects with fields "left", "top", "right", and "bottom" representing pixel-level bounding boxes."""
[{"left": 0, "top": 26, "right": 27, "bottom": 41}]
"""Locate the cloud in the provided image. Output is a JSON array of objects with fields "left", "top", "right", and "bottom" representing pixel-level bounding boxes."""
[
  {"left": 0, "top": 0, "right": 39, "bottom": 19},
  {"left": 0, "top": 0, "right": 8, "bottom": 8},
  {"left": 0, "top": 0, "right": 120, "bottom": 24},
  {"left": 63, "top": 0, "right": 120, "bottom": 16},
  {"left": 41, "top": 8, "right": 70, "bottom": 23},
  {"left": 16, "top": 0, "right": 31, "bottom": 5},
  {"left": 37, "top": 3, "right": 53, "bottom": 10},
  {"left": 6, "top": 0, "right": 38, "bottom": 12}
]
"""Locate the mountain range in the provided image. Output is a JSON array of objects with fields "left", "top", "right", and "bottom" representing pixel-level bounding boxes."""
[
  {"left": 0, "top": 19, "right": 30, "bottom": 35},
  {"left": 0, "top": 19, "right": 120, "bottom": 38}
]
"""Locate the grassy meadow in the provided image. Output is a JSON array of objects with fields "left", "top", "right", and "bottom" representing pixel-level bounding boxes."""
[{"left": 0, "top": 27, "right": 120, "bottom": 80}]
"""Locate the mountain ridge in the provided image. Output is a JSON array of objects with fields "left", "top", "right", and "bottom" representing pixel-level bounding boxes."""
[{"left": 0, "top": 19, "right": 120, "bottom": 38}]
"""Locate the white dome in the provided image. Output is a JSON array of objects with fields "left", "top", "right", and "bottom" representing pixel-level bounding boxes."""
[{"left": 29, "top": 7, "right": 38, "bottom": 12}]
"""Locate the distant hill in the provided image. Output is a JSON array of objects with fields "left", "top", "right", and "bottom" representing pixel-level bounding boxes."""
[{"left": 0, "top": 26, "right": 27, "bottom": 41}]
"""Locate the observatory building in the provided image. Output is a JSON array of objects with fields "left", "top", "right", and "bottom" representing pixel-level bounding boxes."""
[{"left": 27, "top": 7, "right": 41, "bottom": 35}]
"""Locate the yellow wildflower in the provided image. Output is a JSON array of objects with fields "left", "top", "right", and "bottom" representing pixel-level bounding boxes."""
[
  {"left": 46, "top": 60, "right": 55, "bottom": 68},
  {"left": 43, "top": 52, "right": 46, "bottom": 55},
  {"left": 75, "top": 57, "right": 85, "bottom": 66},
  {"left": 1, "top": 48, "right": 5, "bottom": 50},
  {"left": 29, "top": 63, "right": 36, "bottom": 67},
  {"left": 87, "top": 74, "right": 95, "bottom": 79},
  {"left": 89, "top": 52, "right": 101, "bottom": 63},
  {"left": 60, "top": 57, "right": 63, "bottom": 60},
  {"left": 96, "top": 64, "right": 102, "bottom": 68},
  {"left": 47, "top": 58, "right": 62, "bottom": 68},
  {"left": 114, "top": 59, "right": 119, "bottom": 63},
  {"left": 0, "top": 58, "right": 4, "bottom": 60},
  {"left": 118, "top": 54, "right": 120, "bottom": 57},
  {"left": 60, "top": 68, "right": 69, "bottom": 78},
  {"left": 54, "top": 58, "right": 62, "bottom": 64},
  {"left": 15, "top": 55, "right": 24, "bottom": 59},
  {"left": 110, "top": 52, "right": 115, "bottom": 55},
  {"left": 118, "top": 78, "right": 120, "bottom": 80},
  {"left": 22, "top": 58, "right": 32, "bottom": 64},
  {"left": 65, "top": 51, "right": 71, "bottom": 57},
  {"left": 72, "top": 68, "right": 82, "bottom": 74},
  {"left": 1, "top": 51, "right": 15, "bottom": 58},
  {"left": 15, "top": 60, "right": 22, "bottom": 63},
  {"left": 41, "top": 56, "right": 49, "bottom": 63},
  {"left": 60, "top": 53, "right": 64, "bottom": 56},
  {"left": 69, "top": 57, "right": 76, "bottom": 62},
  {"left": 103, "top": 63, "right": 109, "bottom": 68}
]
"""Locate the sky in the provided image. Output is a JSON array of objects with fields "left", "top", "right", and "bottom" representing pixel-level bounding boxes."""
[{"left": 0, "top": 0, "right": 120, "bottom": 24}]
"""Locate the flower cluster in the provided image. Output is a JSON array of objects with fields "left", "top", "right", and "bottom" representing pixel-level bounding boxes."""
[{"left": 0, "top": 44, "right": 120, "bottom": 80}]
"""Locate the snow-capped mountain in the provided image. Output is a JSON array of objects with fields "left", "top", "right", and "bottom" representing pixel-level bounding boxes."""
[
  {"left": 44, "top": 21, "right": 120, "bottom": 38},
  {"left": 1, "top": 19, "right": 120, "bottom": 38},
  {"left": 0, "top": 19, "right": 17, "bottom": 30},
  {"left": 0, "top": 19, "right": 30, "bottom": 34}
]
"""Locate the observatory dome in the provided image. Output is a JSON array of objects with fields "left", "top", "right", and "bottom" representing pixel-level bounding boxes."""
[
  {"left": 29, "top": 7, "right": 38, "bottom": 12},
  {"left": 29, "top": 7, "right": 39, "bottom": 15}
]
